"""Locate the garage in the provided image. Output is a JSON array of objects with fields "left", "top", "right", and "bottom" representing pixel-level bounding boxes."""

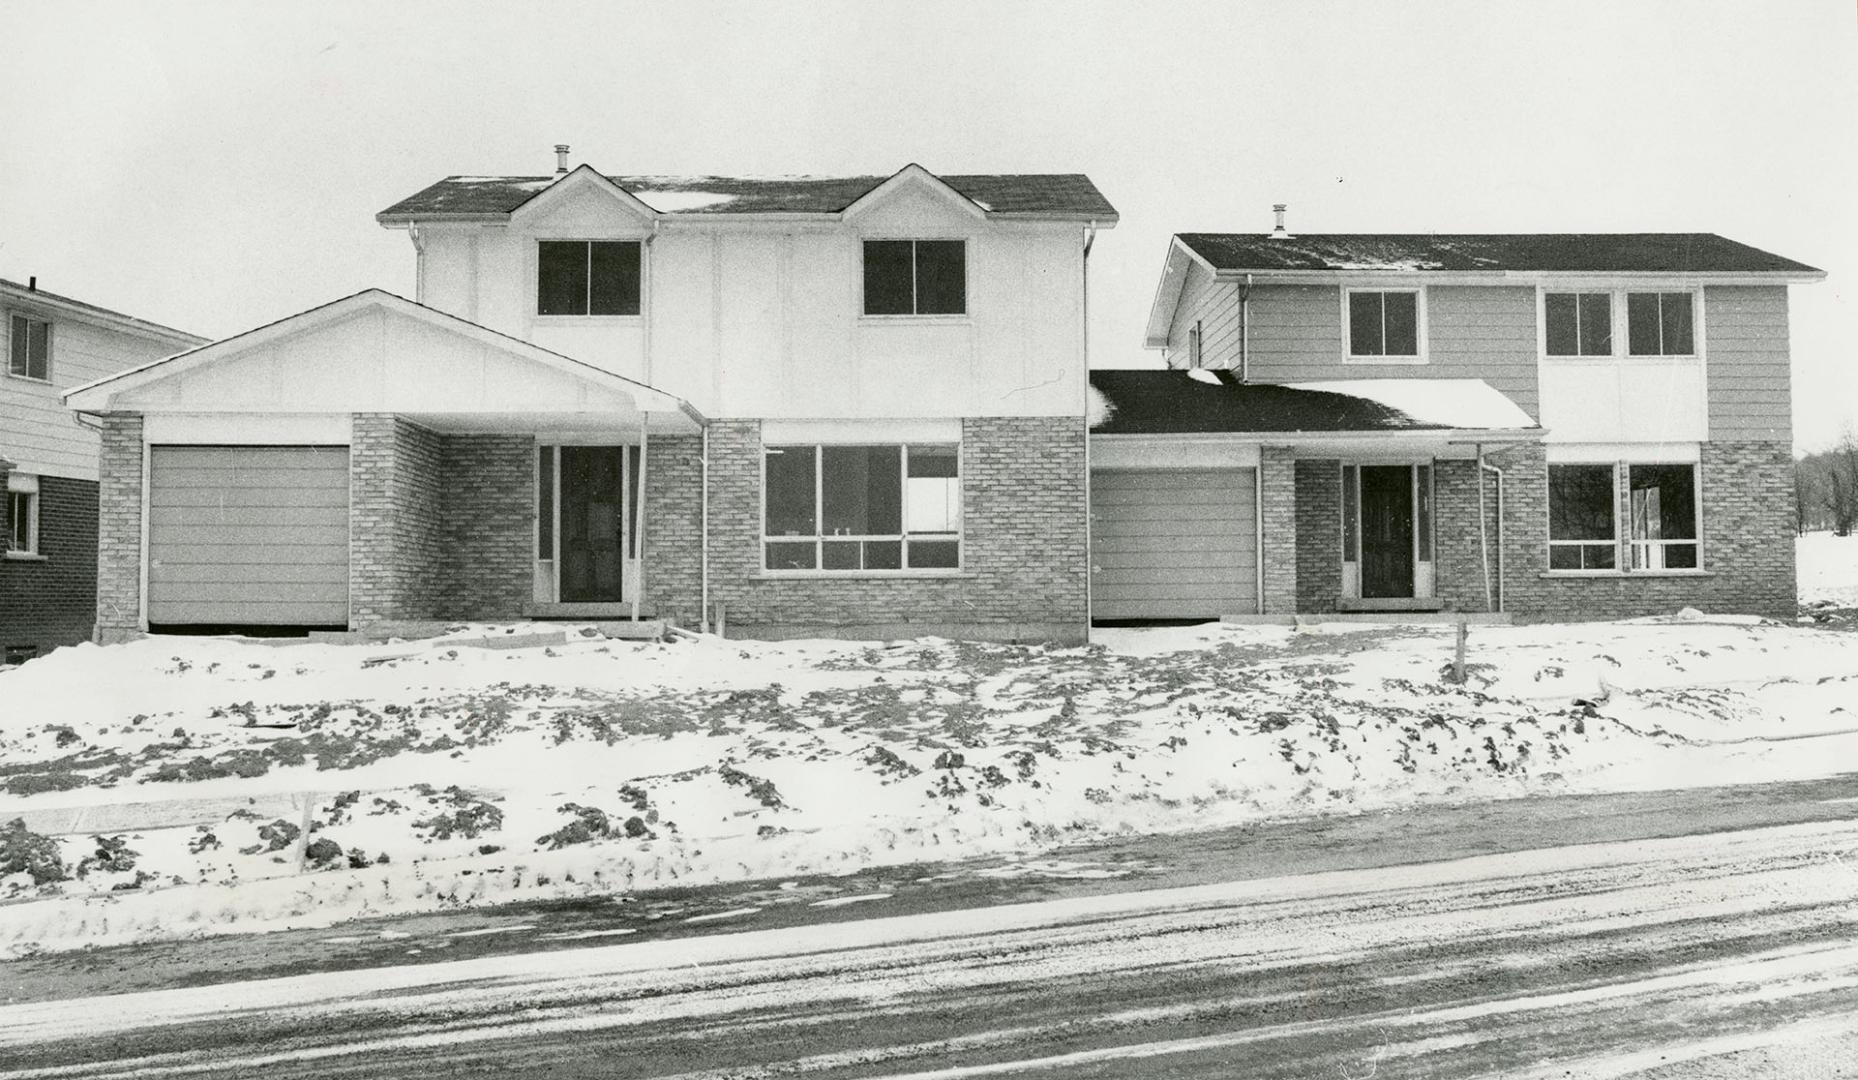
[
  {"left": 146, "top": 446, "right": 350, "bottom": 627},
  {"left": 1090, "top": 468, "right": 1257, "bottom": 620}
]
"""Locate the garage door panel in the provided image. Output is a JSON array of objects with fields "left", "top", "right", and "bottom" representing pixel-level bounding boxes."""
[
  {"left": 1090, "top": 467, "right": 1256, "bottom": 619},
  {"left": 148, "top": 446, "right": 349, "bottom": 626}
]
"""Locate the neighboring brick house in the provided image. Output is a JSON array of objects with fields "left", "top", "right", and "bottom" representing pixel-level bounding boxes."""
[
  {"left": 65, "top": 161, "right": 1115, "bottom": 643},
  {"left": 2, "top": 279, "right": 203, "bottom": 660},
  {"left": 1096, "top": 222, "right": 1823, "bottom": 621}
]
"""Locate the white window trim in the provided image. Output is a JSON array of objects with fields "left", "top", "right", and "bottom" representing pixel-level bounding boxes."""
[
  {"left": 1542, "top": 290, "right": 1617, "bottom": 358},
  {"left": 6, "top": 475, "right": 40, "bottom": 558},
  {"left": 1341, "top": 287, "right": 1428, "bottom": 365},
  {"left": 1537, "top": 287, "right": 1702, "bottom": 361},
  {"left": 6, "top": 311, "right": 53, "bottom": 383},
  {"left": 760, "top": 441, "right": 965, "bottom": 576},
  {"left": 532, "top": 238, "right": 646, "bottom": 320},
  {"left": 1545, "top": 460, "right": 1705, "bottom": 575},
  {"left": 858, "top": 237, "right": 971, "bottom": 321},
  {"left": 1338, "top": 461, "right": 1436, "bottom": 600}
]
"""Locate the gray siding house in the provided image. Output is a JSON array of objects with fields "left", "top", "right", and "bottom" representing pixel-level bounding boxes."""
[{"left": 1092, "top": 227, "right": 1823, "bottom": 622}]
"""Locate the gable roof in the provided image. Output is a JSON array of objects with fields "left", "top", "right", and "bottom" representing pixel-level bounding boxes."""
[
  {"left": 0, "top": 278, "right": 204, "bottom": 348},
  {"left": 1173, "top": 233, "right": 1821, "bottom": 275},
  {"left": 63, "top": 289, "right": 700, "bottom": 423},
  {"left": 1088, "top": 370, "right": 1539, "bottom": 437},
  {"left": 377, "top": 167, "right": 1118, "bottom": 223}
]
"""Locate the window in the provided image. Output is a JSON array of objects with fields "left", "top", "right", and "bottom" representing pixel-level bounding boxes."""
[
  {"left": 1628, "top": 464, "right": 1699, "bottom": 570},
  {"left": 1626, "top": 292, "right": 1695, "bottom": 356},
  {"left": 1545, "top": 292, "right": 1612, "bottom": 356},
  {"left": 1346, "top": 289, "right": 1421, "bottom": 358},
  {"left": 537, "top": 240, "right": 641, "bottom": 316},
  {"left": 1548, "top": 464, "right": 1617, "bottom": 570},
  {"left": 863, "top": 240, "right": 966, "bottom": 316},
  {"left": 1188, "top": 320, "right": 1203, "bottom": 367},
  {"left": 764, "top": 443, "right": 960, "bottom": 571},
  {"left": 6, "top": 474, "right": 39, "bottom": 556},
  {"left": 8, "top": 314, "right": 50, "bottom": 380}
]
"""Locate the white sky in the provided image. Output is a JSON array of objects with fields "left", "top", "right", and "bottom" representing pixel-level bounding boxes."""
[{"left": 3, "top": 0, "right": 1854, "bottom": 449}]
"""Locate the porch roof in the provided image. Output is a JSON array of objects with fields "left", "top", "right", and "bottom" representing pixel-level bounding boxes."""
[{"left": 1087, "top": 370, "right": 1541, "bottom": 440}]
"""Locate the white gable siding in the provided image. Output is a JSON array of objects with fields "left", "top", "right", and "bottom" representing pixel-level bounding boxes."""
[{"left": 2, "top": 313, "right": 181, "bottom": 479}]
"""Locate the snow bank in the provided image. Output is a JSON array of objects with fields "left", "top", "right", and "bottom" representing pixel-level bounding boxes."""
[{"left": 1799, "top": 531, "right": 1858, "bottom": 607}]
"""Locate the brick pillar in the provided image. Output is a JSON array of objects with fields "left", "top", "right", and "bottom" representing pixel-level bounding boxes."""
[
  {"left": 95, "top": 413, "right": 145, "bottom": 643},
  {"left": 1295, "top": 459, "right": 1341, "bottom": 612},
  {"left": 1260, "top": 447, "right": 1298, "bottom": 614},
  {"left": 349, "top": 413, "right": 397, "bottom": 630}
]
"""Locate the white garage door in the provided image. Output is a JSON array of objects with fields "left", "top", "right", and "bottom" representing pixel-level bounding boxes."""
[
  {"left": 1090, "top": 468, "right": 1258, "bottom": 620},
  {"left": 147, "top": 446, "right": 350, "bottom": 626}
]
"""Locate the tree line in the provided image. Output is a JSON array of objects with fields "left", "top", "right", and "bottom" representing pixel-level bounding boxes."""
[{"left": 1796, "top": 431, "right": 1858, "bottom": 535}]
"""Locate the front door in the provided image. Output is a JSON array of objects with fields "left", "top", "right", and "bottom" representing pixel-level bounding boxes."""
[
  {"left": 559, "top": 446, "right": 626, "bottom": 603},
  {"left": 1359, "top": 465, "right": 1415, "bottom": 598}
]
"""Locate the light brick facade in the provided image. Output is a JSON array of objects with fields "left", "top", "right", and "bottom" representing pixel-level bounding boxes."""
[
  {"left": 1294, "top": 459, "right": 1341, "bottom": 613},
  {"left": 1259, "top": 447, "right": 1298, "bottom": 614},
  {"left": 94, "top": 414, "right": 144, "bottom": 644}
]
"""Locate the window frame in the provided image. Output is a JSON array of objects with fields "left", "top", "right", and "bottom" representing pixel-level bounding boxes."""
[
  {"left": 1538, "top": 287, "right": 1701, "bottom": 361},
  {"left": 1544, "top": 460, "right": 1706, "bottom": 575},
  {"left": 760, "top": 441, "right": 964, "bottom": 575},
  {"left": 1341, "top": 287, "right": 1427, "bottom": 364},
  {"left": 860, "top": 238, "right": 970, "bottom": 319},
  {"left": 1626, "top": 462, "right": 1702, "bottom": 571},
  {"left": 6, "top": 475, "right": 40, "bottom": 557},
  {"left": 1543, "top": 291, "right": 1615, "bottom": 358},
  {"left": 533, "top": 239, "right": 644, "bottom": 319},
  {"left": 1625, "top": 290, "right": 1698, "bottom": 358},
  {"left": 7, "top": 312, "right": 52, "bottom": 382}
]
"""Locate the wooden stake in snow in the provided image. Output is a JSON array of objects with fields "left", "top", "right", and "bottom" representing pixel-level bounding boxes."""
[
  {"left": 1451, "top": 621, "right": 1469, "bottom": 685},
  {"left": 293, "top": 792, "right": 316, "bottom": 873}
]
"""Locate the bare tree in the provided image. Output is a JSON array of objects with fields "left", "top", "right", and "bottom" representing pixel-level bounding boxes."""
[{"left": 1824, "top": 429, "right": 1858, "bottom": 537}]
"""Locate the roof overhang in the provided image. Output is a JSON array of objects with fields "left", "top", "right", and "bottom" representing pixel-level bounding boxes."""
[
  {"left": 1143, "top": 237, "right": 1218, "bottom": 349},
  {"left": 0, "top": 283, "right": 204, "bottom": 349},
  {"left": 1206, "top": 268, "right": 1828, "bottom": 287}
]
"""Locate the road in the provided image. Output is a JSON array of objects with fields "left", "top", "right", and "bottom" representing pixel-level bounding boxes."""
[{"left": 5, "top": 776, "right": 1858, "bottom": 1078}]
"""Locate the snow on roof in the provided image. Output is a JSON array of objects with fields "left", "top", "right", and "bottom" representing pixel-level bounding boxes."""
[
  {"left": 1086, "top": 385, "right": 1117, "bottom": 428},
  {"left": 631, "top": 190, "right": 739, "bottom": 213},
  {"left": 1285, "top": 379, "right": 1537, "bottom": 431},
  {"left": 1174, "top": 233, "right": 1821, "bottom": 275}
]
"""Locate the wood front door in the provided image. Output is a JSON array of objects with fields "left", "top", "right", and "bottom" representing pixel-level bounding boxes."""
[
  {"left": 1359, "top": 465, "right": 1415, "bottom": 598},
  {"left": 559, "top": 446, "right": 626, "bottom": 603}
]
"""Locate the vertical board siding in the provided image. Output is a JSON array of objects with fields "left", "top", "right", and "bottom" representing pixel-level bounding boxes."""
[
  {"left": 146, "top": 446, "right": 350, "bottom": 625},
  {"left": 1704, "top": 286, "right": 1791, "bottom": 443},
  {"left": 1089, "top": 468, "right": 1257, "bottom": 619}
]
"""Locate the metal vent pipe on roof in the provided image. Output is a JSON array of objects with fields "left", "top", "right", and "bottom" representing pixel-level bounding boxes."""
[
  {"left": 1271, "top": 204, "right": 1291, "bottom": 239},
  {"left": 555, "top": 144, "right": 570, "bottom": 174}
]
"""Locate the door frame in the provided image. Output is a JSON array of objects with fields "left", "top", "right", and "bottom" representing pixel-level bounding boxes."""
[
  {"left": 533, "top": 441, "right": 641, "bottom": 606},
  {"left": 1340, "top": 461, "right": 1435, "bottom": 601}
]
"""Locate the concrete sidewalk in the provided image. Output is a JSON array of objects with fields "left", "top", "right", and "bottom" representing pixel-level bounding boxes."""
[{"left": 7, "top": 793, "right": 319, "bottom": 836}]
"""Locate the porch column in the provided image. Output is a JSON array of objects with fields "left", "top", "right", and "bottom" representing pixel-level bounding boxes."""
[
  {"left": 1259, "top": 446, "right": 1299, "bottom": 615},
  {"left": 95, "top": 413, "right": 146, "bottom": 643}
]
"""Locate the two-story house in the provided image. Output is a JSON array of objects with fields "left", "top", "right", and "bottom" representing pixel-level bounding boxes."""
[
  {"left": 2, "top": 278, "right": 203, "bottom": 660},
  {"left": 64, "top": 161, "right": 1116, "bottom": 644},
  {"left": 1093, "top": 223, "right": 1823, "bottom": 622}
]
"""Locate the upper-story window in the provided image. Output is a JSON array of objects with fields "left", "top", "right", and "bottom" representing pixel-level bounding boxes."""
[
  {"left": 1626, "top": 291, "right": 1695, "bottom": 356},
  {"left": 863, "top": 240, "right": 966, "bottom": 316},
  {"left": 1544, "top": 292, "right": 1613, "bottom": 356},
  {"left": 7, "top": 313, "right": 51, "bottom": 381},
  {"left": 1345, "top": 288, "right": 1422, "bottom": 361},
  {"left": 537, "top": 240, "right": 641, "bottom": 316}
]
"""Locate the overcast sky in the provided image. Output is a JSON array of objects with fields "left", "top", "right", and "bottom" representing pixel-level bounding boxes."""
[{"left": 3, "top": 0, "right": 1854, "bottom": 449}]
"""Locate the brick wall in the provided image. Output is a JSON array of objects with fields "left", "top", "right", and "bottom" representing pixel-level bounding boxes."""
[
  {"left": 1259, "top": 447, "right": 1298, "bottom": 614},
  {"left": 437, "top": 434, "right": 534, "bottom": 621},
  {"left": 1493, "top": 440, "right": 1796, "bottom": 620},
  {"left": 1294, "top": 459, "right": 1341, "bottom": 612},
  {"left": 1434, "top": 458, "right": 1502, "bottom": 613},
  {"left": 349, "top": 415, "right": 446, "bottom": 626},
  {"left": 0, "top": 474, "right": 102, "bottom": 656},
  {"left": 673, "top": 417, "right": 1088, "bottom": 642},
  {"left": 642, "top": 434, "right": 704, "bottom": 626},
  {"left": 94, "top": 414, "right": 144, "bottom": 643}
]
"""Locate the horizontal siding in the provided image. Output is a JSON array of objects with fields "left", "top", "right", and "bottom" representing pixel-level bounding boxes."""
[
  {"left": 1, "top": 314, "right": 182, "bottom": 479},
  {"left": 1090, "top": 468, "right": 1255, "bottom": 618},
  {"left": 146, "top": 446, "right": 349, "bottom": 625},
  {"left": 1705, "top": 286, "right": 1791, "bottom": 442}
]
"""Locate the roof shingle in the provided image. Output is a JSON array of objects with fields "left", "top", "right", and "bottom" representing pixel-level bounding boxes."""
[
  {"left": 1087, "top": 370, "right": 1538, "bottom": 436},
  {"left": 1174, "top": 233, "right": 1819, "bottom": 275}
]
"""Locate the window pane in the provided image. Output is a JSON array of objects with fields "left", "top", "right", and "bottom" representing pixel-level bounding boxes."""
[
  {"left": 822, "top": 445, "right": 902, "bottom": 535},
  {"left": 765, "top": 541, "right": 817, "bottom": 570},
  {"left": 8, "top": 316, "right": 25, "bottom": 376},
  {"left": 28, "top": 321, "right": 47, "bottom": 379},
  {"left": 1626, "top": 293, "right": 1661, "bottom": 355},
  {"left": 822, "top": 539, "right": 862, "bottom": 570},
  {"left": 1549, "top": 464, "right": 1616, "bottom": 541},
  {"left": 1549, "top": 545, "right": 1583, "bottom": 571},
  {"left": 907, "top": 444, "right": 958, "bottom": 479},
  {"left": 1348, "top": 292, "right": 1383, "bottom": 355},
  {"left": 1629, "top": 464, "right": 1697, "bottom": 540},
  {"left": 1382, "top": 292, "right": 1419, "bottom": 355},
  {"left": 864, "top": 540, "right": 903, "bottom": 570},
  {"left": 537, "top": 448, "right": 554, "bottom": 558},
  {"left": 1415, "top": 465, "right": 1433, "bottom": 562},
  {"left": 906, "top": 445, "right": 960, "bottom": 533},
  {"left": 1588, "top": 543, "right": 1617, "bottom": 570},
  {"left": 587, "top": 242, "right": 642, "bottom": 315},
  {"left": 1663, "top": 543, "right": 1699, "bottom": 570},
  {"left": 1578, "top": 293, "right": 1612, "bottom": 355},
  {"left": 538, "top": 241, "right": 588, "bottom": 315},
  {"left": 1659, "top": 293, "right": 1694, "bottom": 354},
  {"left": 863, "top": 241, "right": 914, "bottom": 314},
  {"left": 1544, "top": 293, "right": 1579, "bottom": 356},
  {"left": 909, "top": 538, "right": 959, "bottom": 569},
  {"left": 914, "top": 241, "right": 966, "bottom": 314},
  {"left": 764, "top": 446, "right": 817, "bottom": 536}
]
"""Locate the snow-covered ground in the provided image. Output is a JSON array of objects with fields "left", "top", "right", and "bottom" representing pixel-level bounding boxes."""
[
  {"left": 5, "top": 589, "right": 1858, "bottom": 954},
  {"left": 1799, "top": 529, "right": 1858, "bottom": 608}
]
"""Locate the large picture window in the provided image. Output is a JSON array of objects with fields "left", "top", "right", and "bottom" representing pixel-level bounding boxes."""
[
  {"left": 764, "top": 443, "right": 961, "bottom": 571},
  {"left": 1346, "top": 289, "right": 1421, "bottom": 359},
  {"left": 537, "top": 240, "right": 641, "bottom": 316},
  {"left": 1548, "top": 464, "right": 1618, "bottom": 570},
  {"left": 1628, "top": 463, "right": 1699, "bottom": 569},
  {"left": 863, "top": 240, "right": 966, "bottom": 316}
]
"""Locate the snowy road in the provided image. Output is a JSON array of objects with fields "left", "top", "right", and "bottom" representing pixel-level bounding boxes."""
[{"left": 6, "top": 787, "right": 1858, "bottom": 1078}]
